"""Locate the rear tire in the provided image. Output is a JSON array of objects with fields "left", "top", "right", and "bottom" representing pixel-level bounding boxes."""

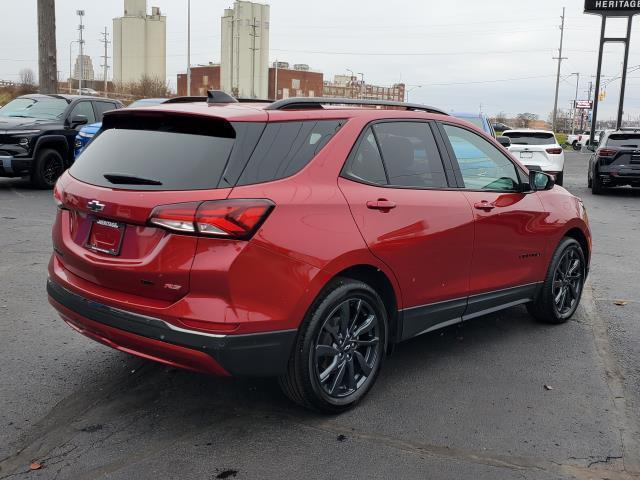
[
  {"left": 555, "top": 170, "right": 564, "bottom": 186},
  {"left": 527, "top": 237, "right": 586, "bottom": 324},
  {"left": 591, "top": 169, "right": 604, "bottom": 195},
  {"left": 279, "top": 277, "right": 388, "bottom": 413},
  {"left": 31, "top": 148, "right": 65, "bottom": 189}
]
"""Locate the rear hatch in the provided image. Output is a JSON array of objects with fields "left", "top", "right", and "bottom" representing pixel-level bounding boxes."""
[
  {"left": 504, "top": 131, "right": 558, "bottom": 167},
  {"left": 54, "top": 109, "right": 266, "bottom": 302},
  {"left": 600, "top": 133, "right": 640, "bottom": 172}
]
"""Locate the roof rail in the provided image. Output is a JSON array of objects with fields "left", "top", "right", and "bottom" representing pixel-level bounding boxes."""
[
  {"left": 264, "top": 97, "right": 448, "bottom": 115},
  {"left": 236, "top": 98, "right": 273, "bottom": 103},
  {"left": 165, "top": 96, "right": 206, "bottom": 104}
]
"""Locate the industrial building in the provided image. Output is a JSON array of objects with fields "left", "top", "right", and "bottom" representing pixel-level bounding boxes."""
[
  {"left": 220, "top": 1, "right": 270, "bottom": 99},
  {"left": 177, "top": 64, "right": 221, "bottom": 97},
  {"left": 268, "top": 62, "right": 323, "bottom": 99},
  {"left": 323, "top": 75, "right": 406, "bottom": 102},
  {"left": 112, "top": 0, "right": 166, "bottom": 85}
]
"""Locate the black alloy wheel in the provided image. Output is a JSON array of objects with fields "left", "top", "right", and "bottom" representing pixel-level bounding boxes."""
[
  {"left": 314, "top": 298, "right": 380, "bottom": 398},
  {"left": 527, "top": 237, "right": 586, "bottom": 324},
  {"left": 279, "top": 278, "right": 387, "bottom": 413},
  {"left": 551, "top": 246, "right": 584, "bottom": 317},
  {"left": 32, "top": 148, "right": 65, "bottom": 189}
]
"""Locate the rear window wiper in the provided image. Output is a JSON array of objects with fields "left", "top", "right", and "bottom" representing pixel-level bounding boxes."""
[{"left": 103, "top": 173, "right": 163, "bottom": 185}]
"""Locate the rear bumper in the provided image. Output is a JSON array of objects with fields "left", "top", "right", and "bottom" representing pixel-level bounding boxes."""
[
  {"left": 598, "top": 167, "right": 640, "bottom": 184},
  {"left": 47, "top": 278, "right": 297, "bottom": 377}
]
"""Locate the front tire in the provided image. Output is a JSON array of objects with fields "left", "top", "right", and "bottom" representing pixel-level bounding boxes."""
[
  {"left": 279, "top": 277, "right": 388, "bottom": 413},
  {"left": 572, "top": 141, "right": 580, "bottom": 151},
  {"left": 527, "top": 237, "right": 586, "bottom": 324},
  {"left": 31, "top": 148, "right": 65, "bottom": 189}
]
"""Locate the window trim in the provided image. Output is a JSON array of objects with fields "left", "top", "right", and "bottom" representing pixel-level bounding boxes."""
[
  {"left": 436, "top": 121, "right": 528, "bottom": 193},
  {"left": 340, "top": 119, "right": 458, "bottom": 191}
]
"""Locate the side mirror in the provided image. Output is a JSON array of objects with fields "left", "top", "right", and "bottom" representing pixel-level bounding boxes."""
[
  {"left": 497, "top": 136, "right": 511, "bottom": 148},
  {"left": 529, "top": 170, "right": 555, "bottom": 191},
  {"left": 69, "top": 115, "right": 88, "bottom": 129}
]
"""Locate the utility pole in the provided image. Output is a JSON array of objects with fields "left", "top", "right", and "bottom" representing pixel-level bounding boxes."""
[
  {"left": 249, "top": 17, "right": 260, "bottom": 98},
  {"left": 100, "top": 27, "right": 110, "bottom": 96},
  {"left": 358, "top": 72, "right": 364, "bottom": 99},
  {"left": 552, "top": 7, "right": 567, "bottom": 132},
  {"left": 274, "top": 59, "right": 278, "bottom": 100},
  {"left": 37, "top": 0, "right": 58, "bottom": 93},
  {"left": 77, "top": 10, "right": 85, "bottom": 95},
  {"left": 187, "top": 0, "right": 191, "bottom": 96},
  {"left": 570, "top": 72, "right": 579, "bottom": 134}
]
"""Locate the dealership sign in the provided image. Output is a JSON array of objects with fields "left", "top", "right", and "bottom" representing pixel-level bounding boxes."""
[
  {"left": 585, "top": 0, "right": 640, "bottom": 14},
  {"left": 575, "top": 100, "right": 593, "bottom": 109}
]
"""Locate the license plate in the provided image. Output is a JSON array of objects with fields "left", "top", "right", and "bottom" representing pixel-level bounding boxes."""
[
  {"left": 520, "top": 152, "right": 533, "bottom": 159},
  {"left": 86, "top": 218, "right": 125, "bottom": 256}
]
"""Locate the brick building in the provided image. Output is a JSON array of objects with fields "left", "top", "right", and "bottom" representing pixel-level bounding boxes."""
[
  {"left": 177, "top": 64, "right": 221, "bottom": 97},
  {"left": 268, "top": 62, "right": 323, "bottom": 100},
  {"left": 323, "top": 75, "right": 405, "bottom": 102}
]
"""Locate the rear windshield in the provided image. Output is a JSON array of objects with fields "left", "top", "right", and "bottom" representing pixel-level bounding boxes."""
[
  {"left": 503, "top": 132, "right": 556, "bottom": 145},
  {"left": 70, "top": 114, "right": 238, "bottom": 190},
  {"left": 606, "top": 134, "right": 640, "bottom": 148},
  {"left": 69, "top": 112, "right": 343, "bottom": 191}
]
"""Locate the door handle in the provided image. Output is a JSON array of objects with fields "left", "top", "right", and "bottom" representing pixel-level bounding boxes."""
[
  {"left": 366, "top": 199, "right": 397, "bottom": 211},
  {"left": 473, "top": 200, "right": 496, "bottom": 211}
]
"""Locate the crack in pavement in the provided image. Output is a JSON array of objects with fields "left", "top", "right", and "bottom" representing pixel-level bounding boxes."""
[{"left": 581, "top": 283, "right": 640, "bottom": 475}]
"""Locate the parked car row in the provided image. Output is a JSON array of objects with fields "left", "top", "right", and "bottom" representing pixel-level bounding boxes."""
[{"left": 47, "top": 93, "right": 591, "bottom": 412}]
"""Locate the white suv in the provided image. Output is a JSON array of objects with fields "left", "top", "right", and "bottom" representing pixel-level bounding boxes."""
[{"left": 503, "top": 129, "right": 565, "bottom": 185}]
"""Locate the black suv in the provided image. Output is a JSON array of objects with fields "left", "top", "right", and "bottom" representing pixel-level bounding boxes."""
[
  {"left": 0, "top": 94, "right": 123, "bottom": 188},
  {"left": 588, "top": 129, "right": 640, "bottom": 194}
]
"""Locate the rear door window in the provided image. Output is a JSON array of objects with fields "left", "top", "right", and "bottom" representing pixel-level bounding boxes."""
[
  {"left": 237, "top": 120, "right": 343, "bottom": 186},
  {"left": 93, "top": 101, "right": 119, "bottom": 121},
  {"left": 372, "top": 122, "right": 448, "bottom": 188},
  {"left": 503, "top": 132, "right": 556, "bottom": 145}
]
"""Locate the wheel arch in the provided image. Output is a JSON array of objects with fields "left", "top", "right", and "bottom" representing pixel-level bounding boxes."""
[
  {"left": 330, "top": 264, "right": 401, "bottom": 346},
  {"left": 564, "top": 227, "right": 590, "bottom": 265},
  {"left": 34, "top": 136, "right": 70, "bottom": 165}
]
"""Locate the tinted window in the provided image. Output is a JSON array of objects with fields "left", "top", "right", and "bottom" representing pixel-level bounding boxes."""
[
  {"left": 237, "top": 120, "right": 343, "bottom": 186},
  {"left": 606, "top": 134, "right": 640, "bottom": 148},
  {"left": 345, "top": 128, "right": 387, "bottom": 185},
  {"left": 69, "top": 101, "right": 96, "bottom": 124},
  {"left": 443, "top": 124, "right": 520, "bottom": 191},
  {"left": 93, "top": 101, "right": 118, "bottom": 120},
  {"left": 373, "top": 122, "right": 447, "bottom": 188},
  {"left": 503, "top": 132, "right": 556, "bottom": 145},
  {"left": 70, "top": 117, "right": 236, "bottom": 191}
]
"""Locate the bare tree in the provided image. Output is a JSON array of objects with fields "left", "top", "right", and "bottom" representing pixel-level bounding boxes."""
[
  {"left": 516, "top": 112, "right": 538, "bottom": 128},
  {"left": 118, "top": 76, "right": 171, "bottom": 99},
  {"left": 37, "top": 0, "right": 58, "bottom": 93},
  {"left": 18, "top": 68, "right": 38, "bottom": 95}
]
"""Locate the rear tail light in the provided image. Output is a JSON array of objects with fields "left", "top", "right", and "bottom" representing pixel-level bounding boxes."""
[
  {"left": 149, "top": 199, "right": 275, "bottom": 239},
  {"left": 545, "top": 147, "right": 563, "bottom": 154},
  {"left": 596, "top": 148, "right": 618, "bottom": 157},
  {"left": 53, "top": 182, "right": 64, "bottom": 208}
]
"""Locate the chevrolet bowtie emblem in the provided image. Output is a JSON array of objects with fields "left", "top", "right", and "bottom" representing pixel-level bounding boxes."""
[{"left": 87, "top": 200, "right": 105, "bottom": 212}]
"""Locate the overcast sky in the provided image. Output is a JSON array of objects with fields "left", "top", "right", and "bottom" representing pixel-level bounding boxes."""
[{"left": 1, "top": 0, "right": 639, "bottom": 120}]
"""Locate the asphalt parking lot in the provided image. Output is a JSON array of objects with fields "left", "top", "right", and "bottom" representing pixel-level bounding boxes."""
[{"left": 0, "top": 151, "right": 639, "bottom": 480}]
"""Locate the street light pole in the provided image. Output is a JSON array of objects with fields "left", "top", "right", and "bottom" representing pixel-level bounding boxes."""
[
  {"left": 406, "top": 85, "right": 422, "bottom": 102},
  {"left": 76, "top": 10, "right": 85, "bottom": 95},
  {"left": 358, "top": 72, "right": 364, "bottom": 99},
  {"left": 570, "top": 72, "right": 580, "bottom": 135},
  {"left": 187, "top": 0, "right": 191, "bottom": 96},
  {"left": 346, "top": 68, "right": 355, "bottom": 99}
]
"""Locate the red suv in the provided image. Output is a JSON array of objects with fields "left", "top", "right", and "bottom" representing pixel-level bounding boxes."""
[{"left": 48, "top": 94, "right": 591, "bottom": 412}]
